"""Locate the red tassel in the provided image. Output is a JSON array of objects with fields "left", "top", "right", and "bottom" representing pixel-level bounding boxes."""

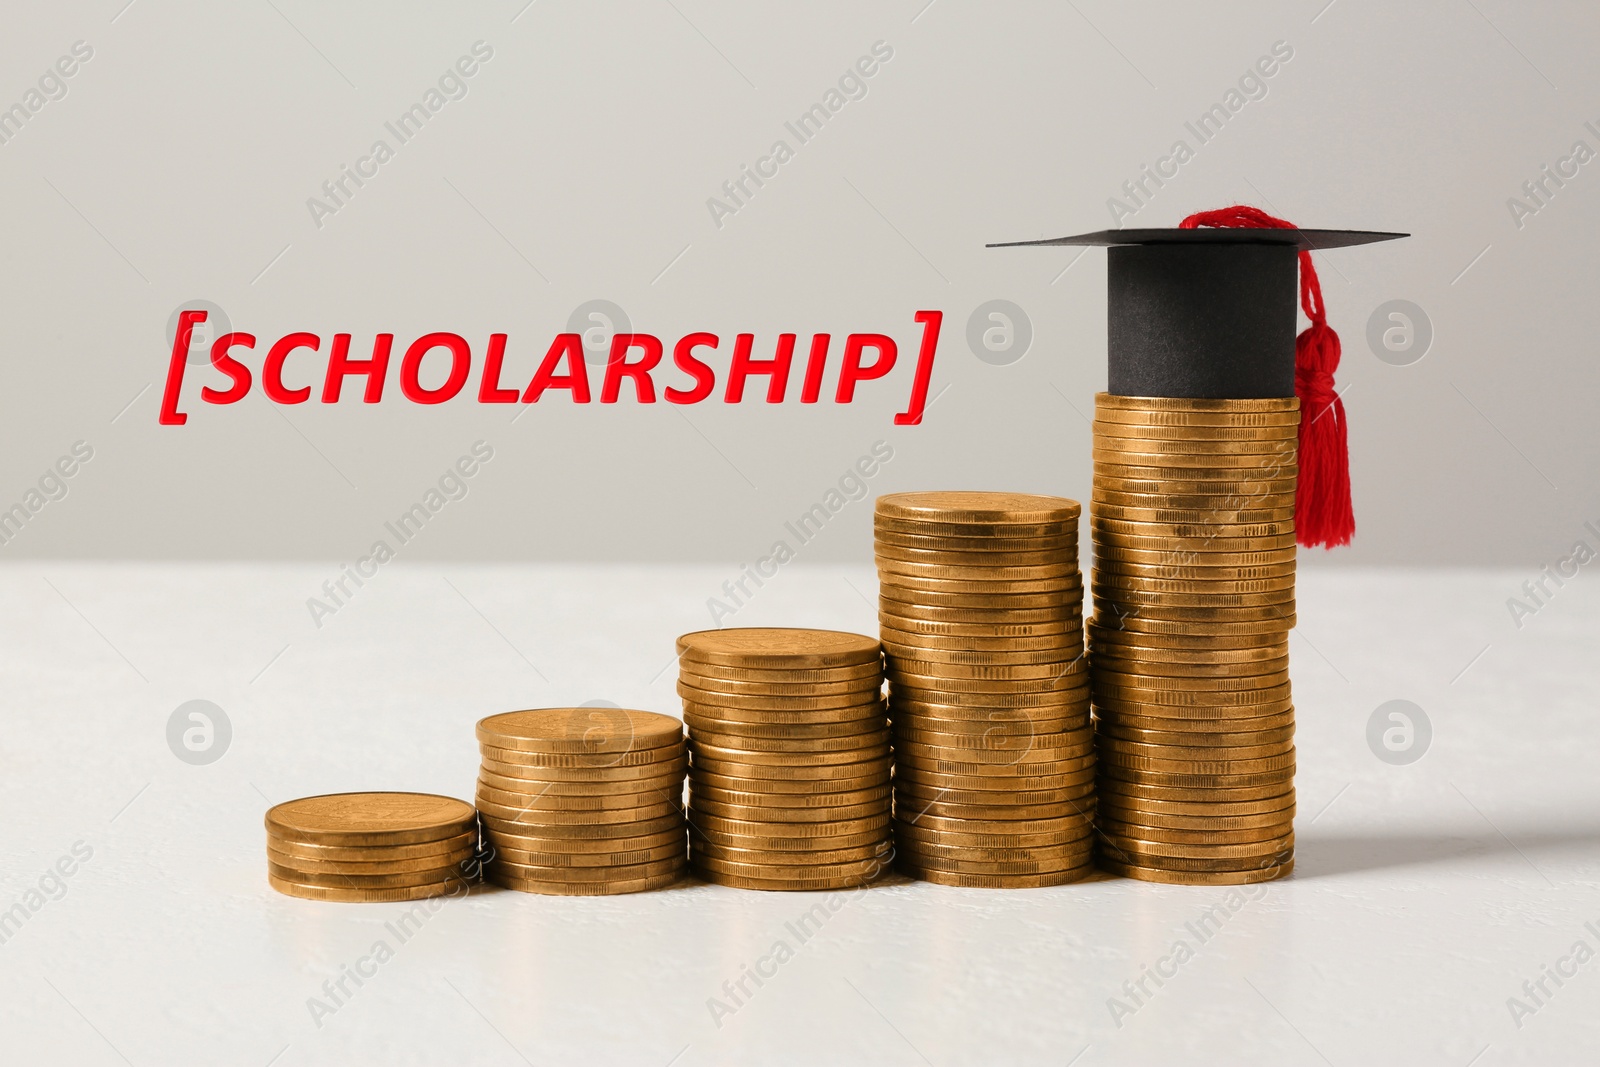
[{"left": 1178, "top": 206, "right": 1355, "bottom": 548}]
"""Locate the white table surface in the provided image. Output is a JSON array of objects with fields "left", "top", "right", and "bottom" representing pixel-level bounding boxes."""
[{"left": 0, "top": 562, "right": 1595, "bottom": 1065}]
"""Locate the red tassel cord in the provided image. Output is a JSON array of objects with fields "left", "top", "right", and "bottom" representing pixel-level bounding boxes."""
[{"left": 1178, "top": 206, "right": 1355, "bottom": 548}]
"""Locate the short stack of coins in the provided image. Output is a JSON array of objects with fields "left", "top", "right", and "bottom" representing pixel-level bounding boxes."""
[
  {"left": 677, "top": 628, "right": 893, "bottom": 891},
  {"left": 1089, "top": 392, "right": 1298, "bottom": 885},
  {"left": 475, "top": 708, "right": 688, "bottom": 895},
  {"left": 266, "top": 792, "right": 479, "bottom": 902},
  {"left": 875, "top": 491, "right": 1096, "bottom": 888}
]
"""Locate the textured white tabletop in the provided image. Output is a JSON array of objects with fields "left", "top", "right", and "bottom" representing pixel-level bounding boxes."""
[{"left": 0, "top": 562, "right": 1594, "bottom": 1065}]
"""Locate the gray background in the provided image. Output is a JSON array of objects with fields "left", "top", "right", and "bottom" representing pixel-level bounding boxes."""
[{"left": 2, "top": 0, "right": 1595, "bottom": 567}]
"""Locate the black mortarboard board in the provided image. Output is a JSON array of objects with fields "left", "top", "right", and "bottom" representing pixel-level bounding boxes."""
[{"left": 988, "top": 227, "right": 1407, "bottom": 398}]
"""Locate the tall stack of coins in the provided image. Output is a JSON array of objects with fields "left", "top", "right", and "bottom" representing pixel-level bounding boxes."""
[
  {"left": 1089, "top": 393, "right": 1298, "bottom": 885},
  {"left": 875, "top": 492, "right": 1096, "bottom": 888},
  {"left": 475, "top": 708, "right": 688, "bottom": 895},
  {"left": 677, "top": 628, "right": 894, "bottom": 891},
  {"left": 266, "top": 792, "right": 479, "bottom": 902}
]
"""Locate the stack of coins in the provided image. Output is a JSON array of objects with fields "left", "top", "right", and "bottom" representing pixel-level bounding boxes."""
[
  {"left": 875, "top": 492, "right": 1096, "bottom": 888},
  {"left": 475, "top": 708, "right": 688, "bottom": 895},
  {"left": 266, "top": 792, "right": 479, "bottom": 902},
  {"left": 677, "top": 628, "right": 894, "bottom": 891},
  {"left": 1089, "top": 393, "right": 1298, "bottom": 885}
]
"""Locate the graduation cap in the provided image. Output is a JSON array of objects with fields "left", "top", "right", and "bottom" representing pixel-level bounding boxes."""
[{"left": 989, "top": 206, "right": 1408, "bottom": 548}]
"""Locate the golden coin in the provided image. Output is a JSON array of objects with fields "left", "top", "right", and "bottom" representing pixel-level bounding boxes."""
[
  {"left": 896, "top": 795, "right": 1093, "bottom": 822},
  {"left": 266, "top": 861, "right": 469, "bottom": 890},
  {"left": 1092, "top": 682, "right": 1292, "bottom": 707},
  {"left": 473, "top": 781, "right": 681, "bottom": 812},
  {"left": 1096, "top": 720, "right": 1294, "bottom": 747},
  {"left": 688, "top": 728, "right": 891, "bottom": 755},
  {"left": 1095, "top": 393, "right": 1298, "bottom": 412},
  {"left": 1094, "top": 714, "right": 1295, "bottom": 740},
  {"left": 895, "top": 774, "right": 1097, "bottom": 806},
  {"left": 481, "top": 825, "right": 685, "bottom": 854},
  {"left": 1093, "top": 418, "right": 1297, "bottom": 440},
  {"left": 1097, "top": 766, "right": 1294, "bottom": 791},
  {"left": 477, "top": 742, "right": 685, "bottom": 770},
  {"left": 1100, "top": 616, "right": 1296, "bottom": 638},
  {"left": 893, "top": 777, "right": 1096, "bottom": 807},
  {"left": 474, "top": 765, "right": 684, "bottom": 798},
  {"left": 691, "top": 839, "right": 890, "bottom": 866},
  {"left": 898, "top": 863, "right": 1094, "bottom": 888},
  {"left": 676, "top": 627, "right": 881, "bottom": 669},
  {"left": 265, "top": 793, "right": 476, "bottom": 847},
  {"left": 688, "top": 808, "right": 890, "bottom": 838},
  {"left": 689, "top": 796, "right": 889, "bottom": 824},
  {"left": 876, "top": 541, "right": 1078, "bottom": 565},
  {"left": 1093, "top": 486, "right": 1295, "bottom": 510},
  {"left": 690, "top": 784, "right": 892, "bottom": 812},
  {"left": 1092, "top": 668, "right": 1290, "bottom": 692},
  {"left": 1098, "top": 857, "right": 1292, "bottom": 884},
  {"left": 1096, "top": 817, "right": 1292, "bottom": 845},
  {"left": 689, "top": 767, "right": 889, "bottom": 794},
  {"left": 879, "top": 605, "right": 1074, "bottom": 628},
  {"left": 1092, "top": 584, "right": 1295, "bottom": 608},
  {"left": 885, "top": 653, "right": 1086, "bottom": 679},
  {"left": 691, "top": 850, "right": 888, "bottom": 882},
  {"left": 1097, "top": 831, "right": 1294, "bottom": 861},
  {"left": 1098, "top": 804, "right": 1293, "bottom": 830},
  {"left": 892, "top": 817, "right": 1091, "bottom": 848},
  {"left": 1087, "top": 623, "right": 1289, "bottom": 650},
  {"left": 893, "top": 746, "right": 1096, "bottom": 776},
  {"left": 875, "top": 529, "right": 1078, "bottom": 553},
  {"left": 1094, "top": 477, "right": 1298, "bottom": 502},
  {"left": 1090, "top": 636, "right": 1289, "bottom": 660},
  {"left": 1093, "top": 570, "right": 1297, "bottom": 593},
  {"left": 695, "top": 825, "right": 891, "bottom": 853},
  {"left": 688, "top": 754, "right": 890, "bottom": 782},
  {"left": 1096, "top": 788, "right": 1293, "bottom": 816},
  {"left": 1096, "top": 734, "right": 1295, "bottom": 761},
  {"left": 676, "top": 672, "right": 881, "bottom": 700},
  {"left": 265, "top": 829, "right": 478, "bottom": 864},
  {"left": 687, "top": 739, "right": 891, "bottom": 766},
  {"left": 479, "top": 811, "right": 683, "bottom": 840},
  {"left": 1094, "top": 553, "right": 1297, "bottom": 576},
  {"left": 692, "top": 866, "right": 888, "bottom": 892},
  {"left": 478, "top": 754, "right": 689, "bottom": 782},
  {"left": 476, "top": 708, "right": 682, "bottom": 755},
  {"left": 893, "top": 757, "right": 1099, "bottom": 789},
  {"left": 1092, "top": 444, "right": 1298, "bottom": 469},
  {"left": 487, "top": 867, "right": 686, "bottom": 896},
  {"left": 881, "top": 574, "right": 1084, "bottom": 595},
  {"left": 897, "top": 837, "right": 1092, "bottom": 863},
  {"left": 892, "top": 705, "right": 1089, "bottom": 731},
  {"left": 889, "top": 664, "right": 1086, "bottom": 689},
  {"left": 677, "top": 679, "right": 885, "bottom": 709},
  {"left": 895, "top": 851, "right": 1093, "bottom": 878},
  {"left": 1096, "top": 747, "right": 1296, "bottom": 775},
  {"left": 268, "top": 873, "right": 473, "bottom": 903},
  {"left": 1094, "top": 409, "right": 1299, "bottom": 430},
  {"left": 889, "top": 686, "right": 1089, "bottom": 711},
  {"left": 1090, "top": 601, "right": 1295, "bottom": 624},
  {"left": 1095, "top": 536, "right": 1299, "bottom": 559},
  {"left": 489, "top": 838, "right": 685, "bottom": 867},
  {"left": 877, "top": 561, "right": 1080, "bottom": 585},
  {"left": 678, "top": 700, "right": 887, "bottom": 727},
  {"left": 882, "top": 626, "right": 1082, "bottom": 652},
  {"left": 266, "top": 846, "right": 475, "bottom": 877},
  {"left": 875, "top": 491, "right": 1081, "bottom": 525},
  {"left": 1092, "top": 433, "right": 1297, "bottom": 456},
  {"left": 682, "top": 660, "right": 883, "bottom": 683},
  {"left": 879, "top": 613, "right": 1079, "bottom": 638},
  {"left": 1093, "top": 503, "right": 1296, "bottom": 527},
  {"left": 1091, "top": 659, "right": 1292, "bottom": 684},
  {"left": 892, "top": 723, "right": 1091, "bottom": 751},
  {"left": 1093, "top": 541, "right": 1297, "bottom": 564},
  {"left": 474, "top": 796, "right": 681, "bottom": 826},
  {"left": 680, "top": 711, "right": 887, "bottom": 740},
  {"left": 489, "top": 854, "right": 685, "bottom": 881},
  {"left": 880, "top": 588, "right": 1081, "bottom": 611},
  {"left": 874, "top": 514, "right": 1074, "bottom": 540}
]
